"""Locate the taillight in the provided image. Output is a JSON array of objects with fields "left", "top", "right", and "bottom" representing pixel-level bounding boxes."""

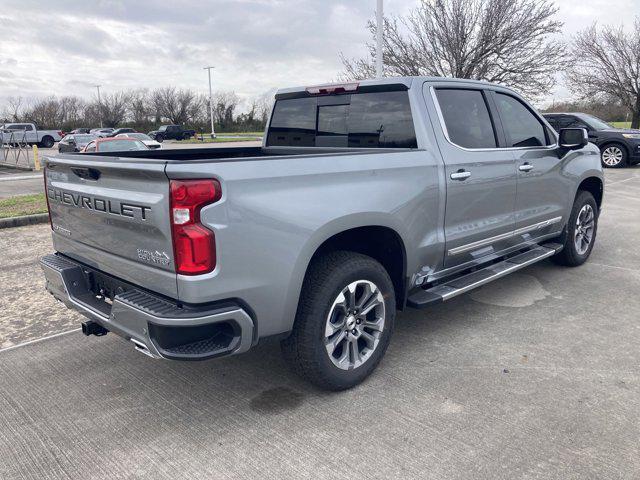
[
  {"left": 43, "top": 166, "right": 53, "bottom": 230},
  {"left": 170, "top": 179, "right": 221, "bottom": 275}
]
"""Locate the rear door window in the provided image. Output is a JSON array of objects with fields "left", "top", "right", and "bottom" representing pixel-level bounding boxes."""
[
  {"left": 435, "top": 89, "right": 497, "bottom": 149},
  {"left": 495, "top": 93, "right": 549, "bottom": 147},
  {"left": 266, "top": 91, "right": 417, "bottom": 148}
]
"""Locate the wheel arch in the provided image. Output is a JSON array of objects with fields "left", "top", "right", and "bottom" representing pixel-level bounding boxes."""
[
  {"left": 285, "top": 217, "right": 410, "bottom": 330},
  {"left": 577, "top": 176, "right": 603, "bottom": 210},
  {"left": 310, "top": 225, "right": 408, "bottom": 310}
]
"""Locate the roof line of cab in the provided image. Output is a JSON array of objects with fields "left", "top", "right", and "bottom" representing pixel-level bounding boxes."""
[{"left": 275, "top": 76, "right": 520, "bottom": 98}]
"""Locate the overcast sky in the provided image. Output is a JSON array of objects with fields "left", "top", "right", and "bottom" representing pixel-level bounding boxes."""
[{"left": 0, "top": 0, "right": 638, "bottom": 109}]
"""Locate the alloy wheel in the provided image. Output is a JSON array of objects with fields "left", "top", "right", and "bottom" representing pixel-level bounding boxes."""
[
  {"left": 324, "top": 280, "right": 385, "bottom": 370},
  {"left": 574, "top": 204, "right": 595, "bottom": 255},
  {"left": 601, "top": 146, "right": 623, "bottom": 167}
]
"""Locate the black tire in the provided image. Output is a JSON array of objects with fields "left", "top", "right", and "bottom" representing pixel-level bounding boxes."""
[
  {"left": 552, "top": 190, "right": 598, "bottom": 267},
  {"left": 281, "top": 251, "right": 396, "bottom": 390},
  {"left": 600, "top": 143, "right": 627, "bottom": 168},
  {"left": 40, "top": 136, "right": 55, "bottom": 148},
  {"left": 182, "top": 133, "right": 191, "bottom": 140},
  {"left": 155, "top": 134, "right": 164, "bottom": 143}
]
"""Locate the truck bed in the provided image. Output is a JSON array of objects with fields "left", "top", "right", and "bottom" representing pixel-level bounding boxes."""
[{"left": 83, "top": 145, "right": 392, "bottom": 162}]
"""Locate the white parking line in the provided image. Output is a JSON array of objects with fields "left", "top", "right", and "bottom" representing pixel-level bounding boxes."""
[
  {"left": 606, "top": 174, "right": 640, "bottom": 186},
  {"left": 0, "top": 174, "right": 41, "bottom": 182},
  {"left": 0, "top": 328, "right": 81, "bottom": 354}
]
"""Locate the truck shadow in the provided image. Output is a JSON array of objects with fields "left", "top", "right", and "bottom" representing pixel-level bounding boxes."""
[{"left": 148, "top": 261, "right": 562, "bottom": 416}]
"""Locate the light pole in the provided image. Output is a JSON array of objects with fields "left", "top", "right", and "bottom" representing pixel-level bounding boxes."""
[
  {"left": 94, "top": 85, "right": 103, "bottom": 127},
  {"left": 376, "top": 0, "right": 383, "bottom": 78},
  {"left": 204, "top": 66, "right": 216, "bottom": 139}
]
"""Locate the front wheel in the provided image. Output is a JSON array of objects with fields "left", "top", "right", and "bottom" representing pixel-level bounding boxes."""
[
  {"left": 553, "top": 190, "right": 598, "bottom": 267},
  {"left": 600, "top": 144, "right": 627, "bottom": 168},
  {"left": 281, "top": 251, "right": 395, "bottom": 390}
]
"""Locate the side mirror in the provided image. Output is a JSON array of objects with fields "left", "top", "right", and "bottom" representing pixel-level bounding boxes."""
[{"left": 559, "top": 128, "right": 588, "bottom": 150}]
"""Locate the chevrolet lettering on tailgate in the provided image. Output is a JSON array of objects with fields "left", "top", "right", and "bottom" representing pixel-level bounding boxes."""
[{"left": 47, "top": 187, "right": 151, "bottom": 220}]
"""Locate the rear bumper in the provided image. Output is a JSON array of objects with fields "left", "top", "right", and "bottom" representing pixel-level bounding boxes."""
[{"left": 40, "top": 254, "right": 254, "bottom": 360}]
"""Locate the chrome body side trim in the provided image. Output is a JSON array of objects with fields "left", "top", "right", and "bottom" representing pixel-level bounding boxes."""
[{"left": 447, "top": 216, "right": 562, "bottom": 256}]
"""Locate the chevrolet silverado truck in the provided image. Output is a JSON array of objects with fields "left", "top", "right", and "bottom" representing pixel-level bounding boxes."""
[{"left": 40, "top": 77, "right": 603, "bottom": 390}]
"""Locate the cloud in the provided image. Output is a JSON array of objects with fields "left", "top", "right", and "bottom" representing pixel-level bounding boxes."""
[
  {"left": 0, "top": 0, "right": 392, "bottom": 103},
  {"left": 0, "top": 0, "right": 637, "bottom": 107}
]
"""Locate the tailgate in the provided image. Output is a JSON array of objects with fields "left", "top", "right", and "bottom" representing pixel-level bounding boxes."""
[{"left": 45, "top": 154, "right": 178, "bottom": 298}]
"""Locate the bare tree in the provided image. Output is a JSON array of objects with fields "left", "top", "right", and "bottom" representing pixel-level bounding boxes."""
[
  {"left": 128, "top": 89, "right": 150, "bottom": 125},
  {"left": 151, "top": 87, "right": 201, "bottom": 125},
  {"left": 4, "top": 96, "right": 25, "bottom": 122},
  {"left": 566, "top": 19, "right": 640, "bottom": 128},
  {"left": 253, "top": 90, "right": 275, "bottom": 125},
  {"left": 341, "top": 0, "right": 568, "bottom": 98},
  {"left": 211, "top": 91, "right": 240, "bottom": 130},
  {"left": 95, "top": 91, "right": 130, "bottom": 127},
  {"left": 26, "top": 97, "right": 63, "bottom": 129},
  {"left": 59, "top": 96, "right": 86, "bottom": 130}
]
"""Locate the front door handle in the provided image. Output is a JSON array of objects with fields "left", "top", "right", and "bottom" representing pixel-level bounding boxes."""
[
  {"left": 519, "top": 163, "right": 534, "bottom": 172},
  {"left": 450, "top": 170, "right": 471, "bottom": 181}
]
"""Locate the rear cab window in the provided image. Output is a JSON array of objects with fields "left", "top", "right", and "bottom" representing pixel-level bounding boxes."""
[
  {"left": 434, "top": 89, "right": 497, "bottom": 149},
  {"left": 266, "top": 89, "right": 417, "bottom": 149}
]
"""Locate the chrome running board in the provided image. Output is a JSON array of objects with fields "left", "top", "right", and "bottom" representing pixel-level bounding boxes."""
[{"left": 407, "top": 243, "right": 562, "bottom": 309}]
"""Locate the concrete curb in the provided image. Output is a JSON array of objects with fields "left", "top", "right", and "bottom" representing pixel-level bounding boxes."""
[{"left": 0, "top": 213, "right": 49, "bottom": 229}]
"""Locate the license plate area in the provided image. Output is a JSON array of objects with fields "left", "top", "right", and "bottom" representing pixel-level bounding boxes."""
[{"left": 73, "top": 268, "right": 135, "bottom": 318}]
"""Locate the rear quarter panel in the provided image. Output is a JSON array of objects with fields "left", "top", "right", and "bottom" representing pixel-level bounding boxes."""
[{"left": 166, "top": 146, "right": 444, "bottom": 339}]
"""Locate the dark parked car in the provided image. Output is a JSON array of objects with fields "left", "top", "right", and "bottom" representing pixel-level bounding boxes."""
[
  {"left": 148, "top": 125, "right": 196, "bottom": 142},
  {"left": 544, "top": 113, "right": 640, "bottom": 168},
  {"left": 58, "top": 133, "right": 98, "bottom": 153},
  {"left": 70, "top": 128, "right": 91, "bottom": 134}
]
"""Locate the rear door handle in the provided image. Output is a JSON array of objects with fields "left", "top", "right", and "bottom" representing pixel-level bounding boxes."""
[
  {"left": 450, "top": 170, "right": 471, "bottom": 181},
  {"left": 519, "top": 163, "right": 534, "bottom": 172}
]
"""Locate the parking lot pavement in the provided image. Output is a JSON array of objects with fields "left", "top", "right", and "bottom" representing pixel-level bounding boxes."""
[
  {"left": 0, "top": 167, "right": 639, "bottom": 479},
  {"left": 0, "top": 141, "right": 262, "bottom": 198}
]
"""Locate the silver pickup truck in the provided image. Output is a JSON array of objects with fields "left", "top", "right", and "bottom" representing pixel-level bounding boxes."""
[{"left": 40, "top": 77, "right": 603, "bottom": 390}]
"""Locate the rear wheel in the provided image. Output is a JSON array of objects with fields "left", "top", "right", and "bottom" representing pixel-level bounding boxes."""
[
  {"left": 281, "top": 251, "right": 395, "bottom": 390},
  {"left": 155, "top": 134, "right": 164, "bottom": 143},
  {"left": 553, "top": 190, "right": 598, "bottom": 267},
  {"left": 600, "top": 144, "right": 627, "bottom": 168}
]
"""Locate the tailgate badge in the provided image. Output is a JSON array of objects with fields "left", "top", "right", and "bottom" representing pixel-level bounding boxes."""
[{"left": 137, "top": 248, "right": 171, "bottom": 266}]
